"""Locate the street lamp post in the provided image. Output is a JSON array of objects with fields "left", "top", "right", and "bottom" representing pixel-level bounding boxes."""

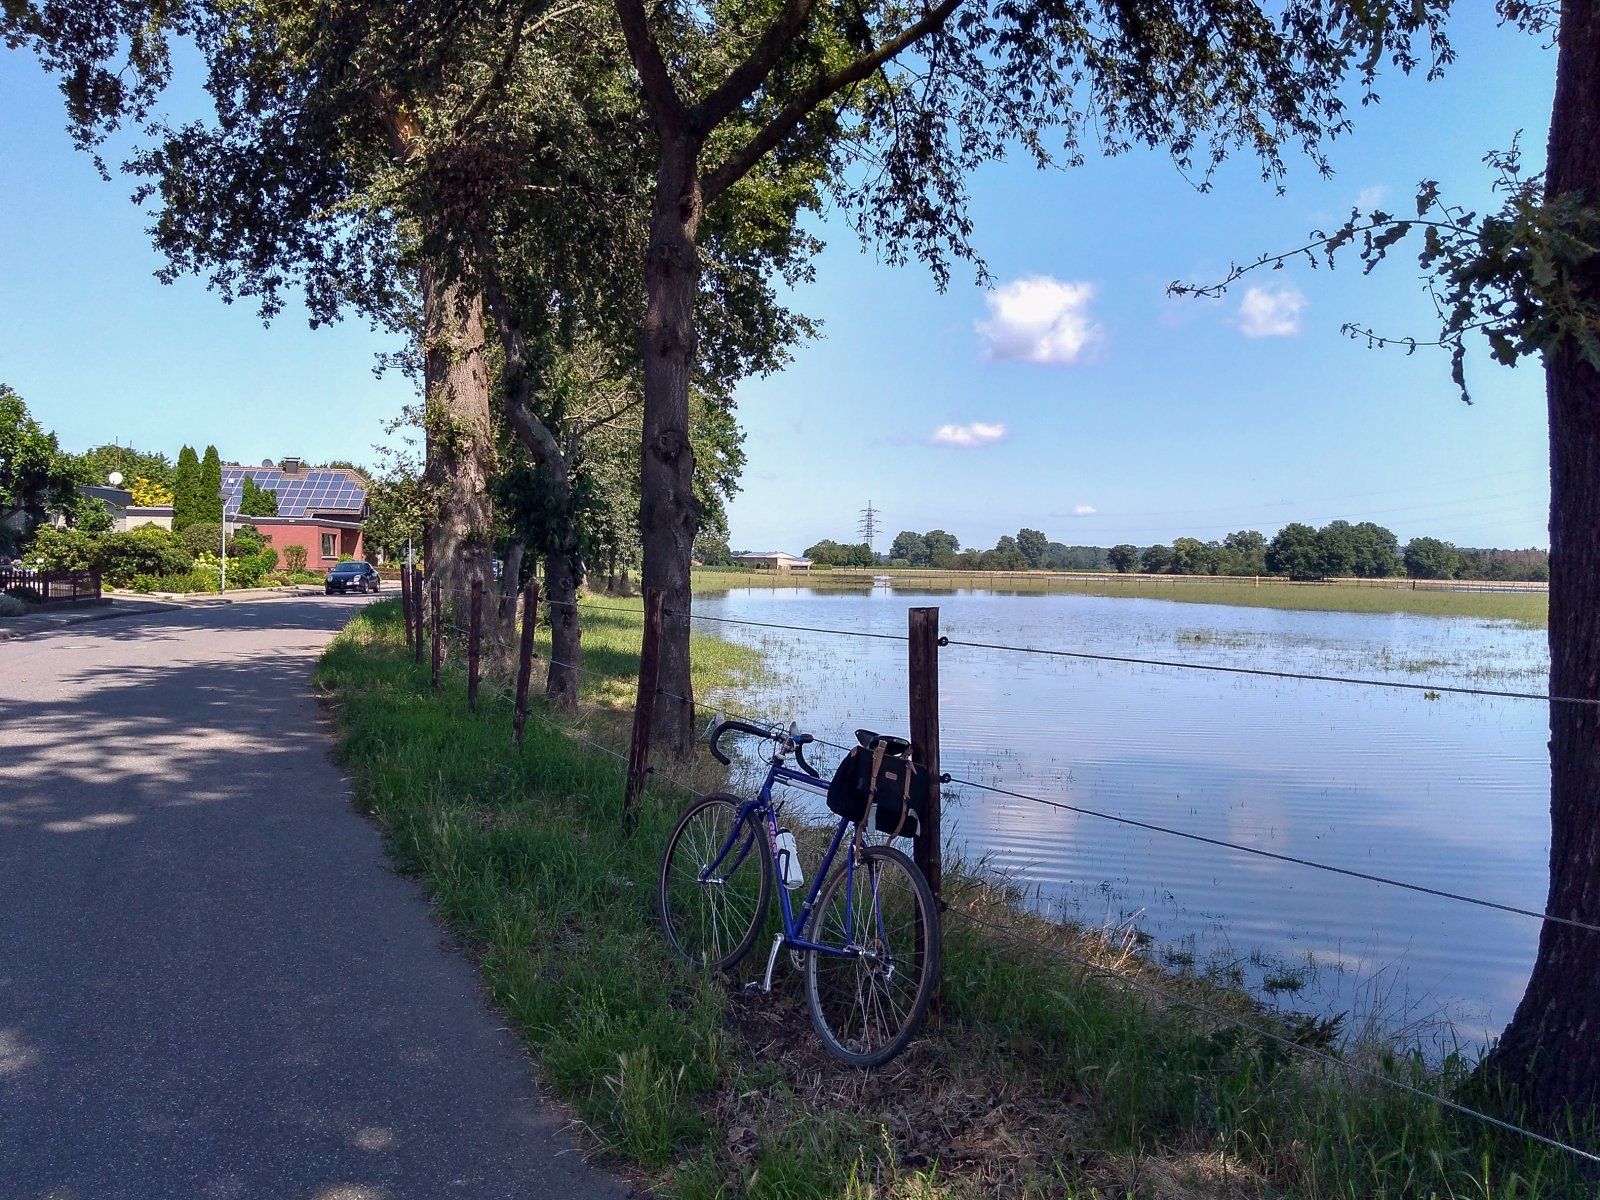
[{"left": 220, "top": 499, "right": 237, "bottom": 593}]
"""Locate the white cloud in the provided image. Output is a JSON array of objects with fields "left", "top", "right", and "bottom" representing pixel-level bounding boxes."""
[
  {"left": 976, "top": 276, "right": 1101, "bottom": 364},
  {"left": 1355, "top": 185, "right": 1388, "bottom": 211},
  {"left": 1237, "top": 285, "right": 1307, "bottom": 338},
  {"left": 1072, "top": 504, "right": 1097, "bottom": 517},
  {"left": 931, "top": 422, "right": 1007, "bottom": 448}
]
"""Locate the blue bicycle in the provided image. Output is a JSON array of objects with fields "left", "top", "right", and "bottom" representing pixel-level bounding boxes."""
[{"left": 657, "top": 719, "right": 940, "bottom": 1067}]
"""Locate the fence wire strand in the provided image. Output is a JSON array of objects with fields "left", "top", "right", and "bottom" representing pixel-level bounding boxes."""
[
  {"left": 939, "top": 636, "right": 1597, "bottom": 708},
  {"left": 943, "top": 774, "right": 1600, "bottom": 939},
  {"left": 538, "top": 595, "right": 1590, "bottom": 708}
]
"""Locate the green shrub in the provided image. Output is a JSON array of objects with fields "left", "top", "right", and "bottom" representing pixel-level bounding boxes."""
[
  {"left": 5, "top": 584, "right": 43, "bottom": 604},
  {"left": 180, "top": 522, "right": 222, "bottom": 558},
  {"left": 0, "top": 593, "right": 28, "bottom": 617},
  {"left": 229, "top": 524, "right": 269, "bottom": 556},
  {"left": 228, "top": 555, "right": 266, "bottom": 587},
  {"left": 25, "top": 526, "right": 102, "bottom": 571},
  {"left": 283, "top": 544, "right": 308, "bottom": 572},
  {"left": 96, "top": 527, "right": 193, "bottom": 586},
  {"left": 129, "top": 568, "right": 222, "bottom": 594}
]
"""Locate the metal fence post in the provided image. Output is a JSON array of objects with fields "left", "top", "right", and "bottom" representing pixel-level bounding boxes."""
[
  {"left": 512, "top": 580, "right": 538, "bottom": 745},
  {"left": 908, "top": 605, "right": 943, "bottom": 911},
  {"left": 430, "top": 576, "right": 442, "bottom": 690},
  {"left": 467, "top": 578, "right": 483, "bottom": 711},
  {"left": 623, "top": 587, "right": 665, "bottom": 824}
]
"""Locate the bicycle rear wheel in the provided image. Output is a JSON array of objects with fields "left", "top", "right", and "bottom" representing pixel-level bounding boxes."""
[
  {"left": 659, "top": 793, "right": 772, "bottom": 971},
  {"left": 803, "top": 843, "right": 940, "bottom": 1067}
]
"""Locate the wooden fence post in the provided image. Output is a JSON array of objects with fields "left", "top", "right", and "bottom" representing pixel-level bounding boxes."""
[
  {"left": 908, "top": 605, "right": 943, "bottom": 913},
  {"left": 623, "top": 587, "right": 665, "bottom": 824},
  {"left": 413, "top": 568, "right": 425, "bottom": 665},
  {"left": 512, "top": 580, "right": 538, "bottom": 745},
  {"left": 467, "top": 578, "right": 483, "bottom": 711},
  {"left": 400, "top": 567, "right": 413, "bottom": 648},
  {"left": 430, "top": 576, "right": 442, "bottom": 690}
]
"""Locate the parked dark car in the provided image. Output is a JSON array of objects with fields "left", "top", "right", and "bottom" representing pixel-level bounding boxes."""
[{"left": 325, "top": 561, "right": 381, "bottom": 594}]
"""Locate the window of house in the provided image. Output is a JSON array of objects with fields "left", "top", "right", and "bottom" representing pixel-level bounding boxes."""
[{"left": 321, "top": 532, "right": 337, "bottom": 559}]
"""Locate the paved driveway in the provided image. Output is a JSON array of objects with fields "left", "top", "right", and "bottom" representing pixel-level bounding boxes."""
[{"left": 0, "top": 596, "right": 631, "bottom": 1200}]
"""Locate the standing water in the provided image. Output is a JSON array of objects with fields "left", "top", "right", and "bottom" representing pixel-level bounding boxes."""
[{"left": 695, "top": 583, "right": 1551, "bottom": 1053}]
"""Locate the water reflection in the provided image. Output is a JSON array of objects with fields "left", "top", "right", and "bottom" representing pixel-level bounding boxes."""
[{"left": 699, "top": 584, "right": 1550, "bottom": 1052}]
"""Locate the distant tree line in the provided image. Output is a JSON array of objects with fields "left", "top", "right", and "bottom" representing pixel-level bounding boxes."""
[
  {"left": 803, "top": 539, "right": 878, "bottom": 567},
  {"left": 882, "top": 528, "right": 1110, "bottom": 572},
  {"left": 790, "top": 518, "right": 1548, "bottom": 583},
  {"left": 1111, "top": 521, "right": 1549, "bottom": 582}
]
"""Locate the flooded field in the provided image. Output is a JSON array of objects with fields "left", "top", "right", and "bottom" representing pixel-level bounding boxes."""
[{"left": 696, "top": 582, "right": 1553, "bottom": 1054}]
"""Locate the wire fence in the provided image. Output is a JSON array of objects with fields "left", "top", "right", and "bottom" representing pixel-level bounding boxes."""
[{"left": 392, "top": 576, "right": 1600, "bottom": 1168}]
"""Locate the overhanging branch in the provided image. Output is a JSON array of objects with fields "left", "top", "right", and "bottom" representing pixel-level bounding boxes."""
[{"left": 699, "top": 0, "right": 963, "bottom": 204}]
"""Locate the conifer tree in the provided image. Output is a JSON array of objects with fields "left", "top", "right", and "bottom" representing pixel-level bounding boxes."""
[
  {"left": 171, "top": 445, "right": 199, "bottom": 531},
  {"left": 199, "top": 446, "right": 222, "bottom": 524}
]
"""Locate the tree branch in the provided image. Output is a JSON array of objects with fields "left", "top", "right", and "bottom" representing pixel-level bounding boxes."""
[
  {"left": 693, "top": 0, "right": 820, "bottom": 129},
  {"left": 471, "top": 238, "right": 569, "bottom": 481},
  {"left": 1169, "top": 218, "right": 1478, "bottom": 298},
  {"left": 700, "top": 0, "right": 962, "bottom": 204},
  {"left": 613, "top": 0, "right": 690, "bottom": 138},
  {"left": 454, "top": 0, "right": 584, "bottom": 136},
  {"left": 574, "top": 391, "right": 645, "bottom": 438}
]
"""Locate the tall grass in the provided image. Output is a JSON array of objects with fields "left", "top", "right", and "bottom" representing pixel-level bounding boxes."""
[
  {"left": 317, "top": 599, "right": 1588, "bottom": 1198},
  {"left": 692, "top": 570, "right": 1549, "bottom": 627}
]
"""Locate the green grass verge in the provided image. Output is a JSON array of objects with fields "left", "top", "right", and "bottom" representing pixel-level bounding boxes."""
[
  {"left": 317, "top": 598, "right": 1585, "bottom": 1198},
  {"left": 692, "top": 569, "right": 1549, "bottom": 627}
]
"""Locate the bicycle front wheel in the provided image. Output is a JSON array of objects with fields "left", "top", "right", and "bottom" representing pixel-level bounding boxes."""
[
  {"left": 658, "top": 793, "right": 772, "bottom": 971},
  {"left": 803, "top": 843, "right": 940, "bottom": 1067}
]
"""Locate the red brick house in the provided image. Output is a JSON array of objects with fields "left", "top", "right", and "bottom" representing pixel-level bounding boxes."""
[{"left": 222, "top": 459, "right": 367, "bottom": 567}]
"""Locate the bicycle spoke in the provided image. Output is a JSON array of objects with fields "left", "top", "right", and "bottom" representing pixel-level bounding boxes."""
[
  {"left": 661, "top": 798, "right": 768, "bottom": 970},
  {"left": 808, "top": 849, "right": 935, "bottom": 1063}
]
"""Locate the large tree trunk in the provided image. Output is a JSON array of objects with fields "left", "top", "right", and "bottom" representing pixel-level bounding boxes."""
[
  {"left": 501, "top": 533, "right": 526, "bottom": 618},
  {"left": 639, "top": 143, "right": 702, "bottom": 754},
  {"left": 1486, "top": 0, "right": 1600, "bottom": 1125},
  {"left": 543, "top": 544, "right": 582, "bottom": 709},
  {"left": 420, "top": 265, "right": 505, "bottom": 662}
]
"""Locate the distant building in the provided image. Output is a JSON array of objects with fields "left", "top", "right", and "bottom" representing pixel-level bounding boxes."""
[
  {"left": 221, "top": 460, "right": 369, "bottom": 565},
  {"left": 731, "top": 550, "right": 812, "bottom": 572},
  {"left": 59, "top": 485, "right": 175, "bottom": 532}
]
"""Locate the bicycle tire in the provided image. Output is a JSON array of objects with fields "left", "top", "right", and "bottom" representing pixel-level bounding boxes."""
[
  {"left": 803, "top": 843, "right": 940, "bottom": 1067},
  {"left": 658, "top": 793, "right": 772, "bottom": 971}
]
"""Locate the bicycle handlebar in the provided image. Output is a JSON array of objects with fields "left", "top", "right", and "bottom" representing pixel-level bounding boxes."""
[
  {"left": 707, "top": 719, "right": 775, "bottom": 765},
  {"left": 792, "top": 738, "right": 819, "bottom": 778},
  {"left": 707, "top": 718, "right": 822, "bottom": 779}
]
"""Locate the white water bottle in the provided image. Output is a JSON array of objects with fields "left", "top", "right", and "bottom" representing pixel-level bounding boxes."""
[{"left": 775, "top": 829, "right": 804, "bottom": 889}]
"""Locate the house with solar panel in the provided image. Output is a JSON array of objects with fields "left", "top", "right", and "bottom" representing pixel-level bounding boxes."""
[{"left": 221, "top": 458, "right": 369, "bottom": 566}]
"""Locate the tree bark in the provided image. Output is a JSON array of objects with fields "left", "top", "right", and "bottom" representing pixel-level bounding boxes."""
[
  {"left": 1486, "top": 0, "right": 1600, "bottom": 1125},
  {"left": 420, "top": 264, "right": 505, "bottom": 662},
  {"left": 543, "top": 544, "right": 582, "bottom": 709},
  {"left": 638, "top": 141, "right": 703, "bottom": 754},
  {"left": 501, "top": 533, "right": 526, "bottom": 617}
]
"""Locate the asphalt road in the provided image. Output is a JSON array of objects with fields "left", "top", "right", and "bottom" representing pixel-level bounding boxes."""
[{"left": 0, "top": 596, "right": 632, "bottom": 1200}]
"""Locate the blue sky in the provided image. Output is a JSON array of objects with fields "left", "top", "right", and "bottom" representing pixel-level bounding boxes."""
[{"left": 0, "top": 13, "right": 1555, "bottom": 553}]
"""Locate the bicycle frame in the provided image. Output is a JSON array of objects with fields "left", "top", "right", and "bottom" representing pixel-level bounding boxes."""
[{"left": 698, "top": 759, "right": 862, "bottom": 959}]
